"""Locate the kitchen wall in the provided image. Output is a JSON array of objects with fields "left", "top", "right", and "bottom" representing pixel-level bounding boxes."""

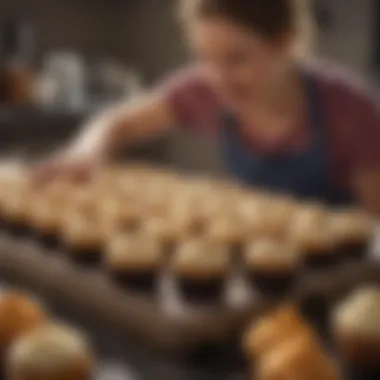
[
  {"left": 317, "top": 0, "right": 375, "bottom": 80},
  {"left": 108, "top": 0, "right": 187, "bottom": 82},
  {"left": 0, "top": 0, "right": 119, "bottom": 60},
  {"left": 0, "top": 0, "right": 374, "bottom": 80}
]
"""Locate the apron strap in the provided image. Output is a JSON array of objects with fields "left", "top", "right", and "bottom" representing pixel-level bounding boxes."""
[{"left": 303, "top": 71, "right": 326, "bottom": 143}]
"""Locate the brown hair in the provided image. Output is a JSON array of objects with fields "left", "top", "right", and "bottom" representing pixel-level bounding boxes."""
[
  {"left": 180, "top": 0, "right": 296, "bottom": 38},
  {"left": 180, "top": 0, "right": 315, "bottom": 56}
]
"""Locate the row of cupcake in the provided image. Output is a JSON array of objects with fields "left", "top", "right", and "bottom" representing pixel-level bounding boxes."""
[
  {"left": 0, "top": 290, "right": 94, "bottom": 380},
  {"left": 0, "top": 177, "right": 373, "bottom": 266},
  {"left": 0, "top": 164, "right": 374, "bottom": 255}
]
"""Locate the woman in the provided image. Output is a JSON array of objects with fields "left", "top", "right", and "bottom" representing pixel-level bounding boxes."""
[{"left": 35, "top": 0, "right": 380, "bottom": 211}]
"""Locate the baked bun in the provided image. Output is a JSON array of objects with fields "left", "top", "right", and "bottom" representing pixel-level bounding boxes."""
[
  {"left": 332, "top": 286, "right": 380, "bottom": 371},
  {"left": 244, "top": 306, "right": 310, "bottom": 360},
  {"left": 258, "top": 333, "right": 341, "bottom": 380},
  {"left": 0, "top": 292, "right": 46, "bottom": 354},
  {"left": 6, "top": 323, "right": 94, "bottom": 380}
]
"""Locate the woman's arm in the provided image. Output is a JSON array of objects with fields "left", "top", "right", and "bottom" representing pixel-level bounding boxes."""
[
  {"left": 68, "top": 91, "right": 175, "bottom": 159},
  {"left": 33, "top": 91, "right": 176, "bottom": 182},
  {"left": 33, "top": 67, "right": 216, "bottom": 183}
]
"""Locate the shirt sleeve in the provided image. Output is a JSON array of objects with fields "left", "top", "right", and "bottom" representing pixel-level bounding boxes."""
[
  {"left": 349, "top": 94, "right": 380, "bottom": 170},
  {"left": 160, "top": 67, "right": 220, "bottom": 136}
]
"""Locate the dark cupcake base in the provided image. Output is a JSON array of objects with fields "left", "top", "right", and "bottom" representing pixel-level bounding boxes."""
[
  {"left": 3, "top": 221, "right": 31, "bottom": 237},
  {"left": 68, "top": 248, "right": 103, "bottom": 267},
  {"left": 304, "top": 251, "right": 339, "bottom": 270},
  {"left": 0, "top": 218, "right": 9, "bottom": 231},
  {"left": 176, "top": 276, "right": 225, "bottom": 304},
  {"left": 340, "top": 241, "right": 368, "bottom": 261},
  {"left": 111, "top": 270, "right": 156, "bottom": 293},
  {"left": 37, "top": 232, "right": 60, "bottom": 249},
  {"left": 248, "top": 271, "right": 296, "bottom": 297}
]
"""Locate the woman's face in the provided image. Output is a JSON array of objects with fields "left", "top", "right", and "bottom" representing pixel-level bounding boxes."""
[{"left": 187, "top": 17, "right": 295, "bottom": 108}]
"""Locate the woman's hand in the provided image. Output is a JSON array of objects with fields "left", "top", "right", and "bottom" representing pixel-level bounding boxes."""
[{"left": 31, "top": 149, "right": 104, "bottom": 184}]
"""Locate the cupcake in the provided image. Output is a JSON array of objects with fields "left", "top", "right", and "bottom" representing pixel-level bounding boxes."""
[
  {"left": 28, "top": 198, "right": 64, "bottom": 248},
  {"left": 0, "top": 292, "right": 46, "bottom": 356},
  {"left": 329, "top": 210, "right": 374, "bottom": 260},
  {"left": 192, "top": 190, "right": 237, "bottom": 221},
  {"left": 99, "top": 197, "right": 143, "bottom": 233},
  {"left": 140, "top": 188, "right": 170, "bottom": 217},
  {"left": 142, "top": 215, "right": 191, "bottom": 254},
  {"left": 0, "top": 185, "right": 35, "bottom": 236},
  {"left": 104, "top": 233, "right": 163, "bottom": 292},
  {"left": 240, "top": 197, "right": 298, "bottom": 239},
  {"left": 60, "top": 214, "right": 107, "bottom": 265},
  {"left": 6, "top": 323, "right": 94, "bottom": 380},
  {"left": 167, "top": 200, "right": 209, "bottom": 237},
  {"left": 332, "top": 286, "right": 380, "bottom": 379},
  {"left": 42, "top": 179, "right": 78, "bottom": 204},
  {"left": 205, "top": 217, "right": 247, "bottom": 256},
  {"left": 63, "top": 186, "right": 99, "bottom": 219},
  {"left": 170, "top": 239, "right": 230, "bottom": 303},
  {"left": 288, "top": 206, "right": 337, "bottom": 269},
  {"left": 244, "top": 239, "right": 301, "bottom": 296}
]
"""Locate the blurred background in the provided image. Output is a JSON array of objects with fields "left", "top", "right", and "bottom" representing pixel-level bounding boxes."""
[{"left": 0, "top": 0, "right": 378, "bottom": 172}]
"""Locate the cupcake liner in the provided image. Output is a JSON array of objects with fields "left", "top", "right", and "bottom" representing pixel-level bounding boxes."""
[
  {"left": 5, "top": 221, "right": 31, "bottom": 237},
  {"left": 177, "top": 276, "right": 225, "bottom": 304},
  {"left": 304, "top": 250, "right": 339, "bottom": 270},
  {"left": 248, "top": 271, "right": 296, "bottom": 297},
  {"left": 110, "top": 270, "right": 157, "bottom": 293},
  {"left": 68, "top": 249, "right": 103, "bottom": 267},
  {"left": 37, "top": 232, "right": 60, "bottom": 250},
  {"left": 339, "top": 241, "right": 369, "bottom": 261}
]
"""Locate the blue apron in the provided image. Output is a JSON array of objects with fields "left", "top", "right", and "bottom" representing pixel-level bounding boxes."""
[{"left": 221, "top": 72, "right": 352, "bottom": 205}]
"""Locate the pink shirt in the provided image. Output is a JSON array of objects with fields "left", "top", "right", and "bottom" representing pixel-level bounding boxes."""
[{"left": 163, "top": 62, "right": 380, "bottom": 191}]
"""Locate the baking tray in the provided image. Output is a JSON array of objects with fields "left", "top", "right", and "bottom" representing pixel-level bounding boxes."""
[{"left": 0, "top": 232, "right": 379, "bottom": 355}]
